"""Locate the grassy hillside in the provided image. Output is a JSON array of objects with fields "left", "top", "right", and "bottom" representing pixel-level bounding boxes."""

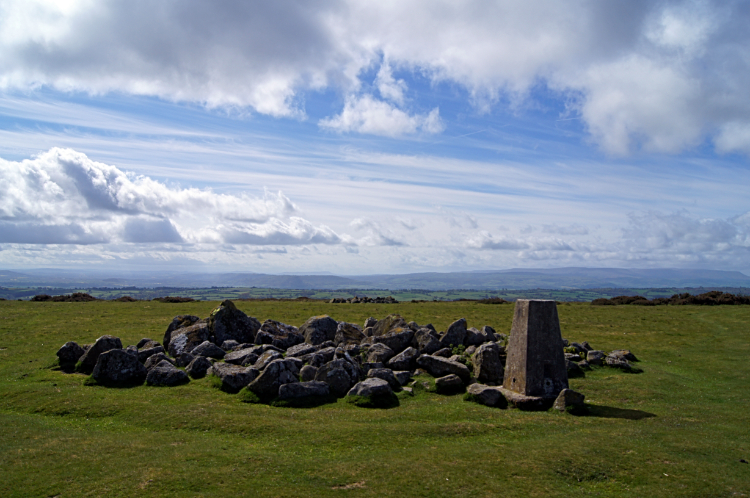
[{"left": 1, "top": 300, "right": 749, "bottom": 497}]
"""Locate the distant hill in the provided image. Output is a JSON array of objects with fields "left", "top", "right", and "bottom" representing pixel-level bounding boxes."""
[{"left": 1, "top": 267, "right": 748, "bottom": 290}]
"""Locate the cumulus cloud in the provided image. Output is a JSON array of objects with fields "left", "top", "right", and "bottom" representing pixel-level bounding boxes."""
[
  {"left": 2, "top": 1, "right": 748, "bottom": 152},
  {"left": 0, "top": 148, "right": 347, "bottom": 246},
  {"left": 466, "top": 231, "right": 529, "bottom": 251},
  {"left": 350, "top": 218, "right": 406, "bottom": 246},
  {"left": 319, "top": 95, "right": 443, "bottom": 137}
]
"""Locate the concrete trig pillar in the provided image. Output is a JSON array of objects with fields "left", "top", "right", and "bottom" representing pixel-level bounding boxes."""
[{"left": 501, "top": 299, "right": 568, "bottom": 408}]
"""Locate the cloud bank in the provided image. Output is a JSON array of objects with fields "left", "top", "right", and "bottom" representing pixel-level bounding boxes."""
[
  {"left": 0, "top": 148, "right": 342, "bottom": 246},
  {"left": 1, "top": 1, "right": 749, "bottom": 153}
]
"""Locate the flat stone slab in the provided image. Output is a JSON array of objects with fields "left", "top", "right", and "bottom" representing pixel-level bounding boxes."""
[{"left": 499, "top": 387, "right": 554, "bottom": 411}]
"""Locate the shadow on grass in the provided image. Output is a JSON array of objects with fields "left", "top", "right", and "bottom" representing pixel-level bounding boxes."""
[{"left": 570, "top": 403, "right": 656, "bottom": 420}]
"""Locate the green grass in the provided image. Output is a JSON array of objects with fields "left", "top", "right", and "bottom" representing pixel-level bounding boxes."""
[{"left": 1, "top": 300, "right": 749, "bottom": 497}]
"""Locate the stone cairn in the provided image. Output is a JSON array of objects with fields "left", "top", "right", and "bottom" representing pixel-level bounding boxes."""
[{"left": 56, "top": 299, "right": 640, "bottom": 410}]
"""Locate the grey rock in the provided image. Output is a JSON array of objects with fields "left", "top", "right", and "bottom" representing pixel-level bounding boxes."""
[
  {"left": 610, "top": 349, "right": 638, "bottom": 362},
  {"left": 191, "top": 341, "right": 226, "bottom": 359},
  {"left": 413, "top": 328, "right": 441, "bottom": 355},
  {"left": 299, "top": 365, "right": 318, "bottom": 382},
  {"left": 465, "top": 345, "right": 477, "bottom": 356},
  {"left": 186, "top": 356, "right": 213, "bottom": 378},
  {"left": 439, "top": 318, "right": 467, "bottom": 349},
  {"left": 224, "top": 347, "right": 259, "bottom": 366},
  {"left": 335, "top": 322, "right": 365, "bottom": 346},
  {"left": 244, "top": 358, "right": 300, "bottom": 398},
  {"left": 435, "top": 374, "right": 464, "bottom": 392},
  {"left": 124, "top": 345, "right": 138, "bottom": 357},
  {"left": 146, "top": 360, "right": 189, "bottom": 386},
  {"left": 137, "top": 345, "right": 164, "bottom": 363},
  {"left": 299, "top": 315, "right": 338, "bottom": 345},
  {"left": 569, "top": 342, "right": 587, "bottom": 355},
  {"left": 168, "top": 321, "right": 210, "bottom": 357},
  {"left": 208, "top": 300, "right": 261, "bottom": 346},
  {"left": 361, "top": 362, "right": 384, "bottom": 376},
  {"left": 416, "top": 354, "right": 471, "bottom": 383},
  {"left": 344, "top": 343, "right": 361, "bottom": 357},
  {"left": 586, "top": 350, "right": 606, "bottom": 366},
  {"left": 370, "top": 314, "right": 407, "bottom": 337},
  {"left": 566, "top": 359, "right": 585, "bottom": 378},
  {"left": 314, "top": 359, "right": 359, "bottom": 397},
  {"left": 564, "top": 352, "right": 582, "bottom": 362},
  {"left": 253, "top": 350, "right": 284, "bottom": 371},
  {"left": 363, "top": 317, "right": 378, "bottom": 329},
  {"left": 387, "top": 347, "right": 418, "bottom": 371},
  {"left": 473, "top": 342, "right": 504, "bottom": 384},
  {"left": 466, "top": 384, "right": 507, "bottom": 408},
  {"left": 605, "top": 355, "right": 632, "bottom": 371},
  {"left": 393, "top": 370, "right": 411, "bottom": 386},
  {"left": 374, "top": 327, "right": 414, "bottom": 354},
  {"left": 220, "top": 340, "right": 240, "bottom": 351},
  {"left": 366, "top": 343, "right": 395, "bottom": 364},
  {"left": 78, "top": 335, "right": 123, "bottom": 373},
  {"left": 432, "top": 347, "right": 452, "bottom": 358},
  {"left": 57, "top": 341, "right": 84, "bottom": 368},
  {"left": 286, "top": 343, "right": 318, "bottom": 357},
  {"left": 581, "top": 341, "right": 593, "bottom": 351},
  {"left": 210, "top": 362, "right": 259, "bottom": 392},
  {"left": 162, "top": 315, "right": 201, "bottom": 351},
  {"left": 135, "top": 337, "right": 155, "bottom": 349},
  {"left": 464, "top": 327, "right": 486, "bottom": 347},
  {"left": 144, "top": 352, "right": 174, "bottom": 371},
  {"left": 175, "top": 352, "right": 195, "bottom": 368},
  {"left": 278, "top": 380, "right": 330, "bottom": 400},
  {"left": 407, "top": 321, "right": 420, "bottom": 332},
  {"left": 367, "top": 368, "right": 401, "bottom": 391},
  {"left": 347, "top": 377, "right": 392, "bottom": 398},
  {"left": 91, "top": 349, "right": 146, "bottom": 386},
  {"left": 553, "top": 388, "right": 585, "bottom": 411},
  {"left": 256, "top": 319, "right": 304, "bottom": 350}
]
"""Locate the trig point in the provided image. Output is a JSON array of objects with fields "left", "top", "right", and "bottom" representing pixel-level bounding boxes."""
[{"left": 501, "top": 299, "right": 568, "bottom": 409}]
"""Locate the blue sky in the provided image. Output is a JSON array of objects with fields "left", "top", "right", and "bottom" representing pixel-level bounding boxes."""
[{"left": 0, "top": 0, "right": 749, "bottom": 274}]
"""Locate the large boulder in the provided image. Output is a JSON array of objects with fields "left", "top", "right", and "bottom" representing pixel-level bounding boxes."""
[
  {"left": 253, "top": 350, "right": 284, "bottom": 371},
  {"left": 57, "top": 341, "right": 85, "bottom": 370},
  {"left": 435, "top": 374, "right": 464, "bottom": 394},
  {"left": 244, "top": 358, "right": 301, "bottom": 399},
  {"left": 610, "top": 349, "right": 639, "bottom": 362},
  {"left": 137, "top": 345, "right": 164, "bottom": 363},
  {"left": 472, "top": 342, "right": 504, "bottom": 384},
  {"left": 186, "top": 356, "right": 213, "bottom": 378},
  {"left": 77, "top": 335, "right": 123, "bottom": 374},
  {"left": 367, "top": 368, "right": 401, "bottom": 391},
  {"left": 224, "top": 347, "right": 259, "bottom": 366},
  {"left": 91, "top": 349, "right": 146, "bottom": 386},
  {"left": 278, "top": 380, "right": 330, "bottom": 400},
  {"left": 370, "top": 314, "right": 407, "bottom": 337},
  {"left": 335, "top": 322, "right": 365, "bottom": 346},
  {"left": 300, "top": 365, "right": 318, "bottom": 382},
  {"left": 210, "top": 363, "right": 259, "bottom": 392},
  {"left": 387, "top": 347, "right": 419, "bottom": 371},
  {"left": 286, "top": 343, "right": 318, "bottom": 357},
  {"left": 314, "top": 359, "right": 360, "bottom": 397},
  {"left": 465, "top": 384, "right": 508, "bottom": 408},
  {"left": 162, "top": 315, "right": 201, "bottom": 351},
  {"left": 439, "top": 318, "right": 467, "bottom": 349},
  {"left": 191, "top": 341, "right": 226, "bottom": 359},
  {"left": 255, "top": 319, "right": 304, "bottom": 350},
  {"left": 347, "top": 377, "right": 392, "bottom": 397},
  {"left": 416, "top": 354, "right": 471, "bottom": 383},
  {"left": 374, "top": 327, "right": 414, "bottom": 355},
  {"left": 208, "top": 300, "right": 261, "bottom": 346},
  {"left": 553, "top": 388, "right": 585, "bottom": 412},
  {"left": 168, "top": 322, "right": 210, "bottom": 357},
  {"left": 605, "top": 355, "right": 633, "bottom": 371},
  {"left": 413, "top": 328, "right": 441, "bottom": 355},
  {"left": 146, "top": 360, "right": 189, "bottom": 386},
  {"left": 465, "top": 327, "right": 488, "bottom": 347},
  {"left": 586, "top": 350, "right": 606, "bottom": 366},
  {"left": 299, "top": 315, "right": 338, "bottom": 345},
  {"left": 366, "top": 343, "right": 395, "bottom": 364},
  {"left": 144, "top": 352, "right": 174, "bottom": 371}
]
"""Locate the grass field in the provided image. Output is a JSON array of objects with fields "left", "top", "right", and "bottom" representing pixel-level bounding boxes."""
[{"left": 1, "top": 300, "right": 749, "bottom": 497}]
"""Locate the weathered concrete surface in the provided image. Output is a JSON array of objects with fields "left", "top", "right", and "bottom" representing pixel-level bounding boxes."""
[{"left": 502, "top": 299, "right": 568, "bottom": 399}]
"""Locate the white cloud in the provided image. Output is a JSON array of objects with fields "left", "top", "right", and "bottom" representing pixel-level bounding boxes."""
[
  {"left": 319, "top": 95, "right": 443, "bottom": 137},
  {"left": 0, "top": 147, "right": 350, "bottom": 246},
  {"left": 2, "top": 1, "right": 747, "bottom": 152},
  {"left": 350, "top": 218, "right": 406, "bottom": 247}
]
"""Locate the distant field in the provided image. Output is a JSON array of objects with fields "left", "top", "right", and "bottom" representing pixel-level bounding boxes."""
[
  {"left": 1, "top": 300, "right": 749, "bottom": 497},
  {"left": 3, "top": 285, "right": 749, "bottom": 302}
]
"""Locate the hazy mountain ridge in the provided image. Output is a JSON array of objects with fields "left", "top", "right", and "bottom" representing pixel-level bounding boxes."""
[{"left": 1, "top": 268, "right": 749, "bottom": 290}]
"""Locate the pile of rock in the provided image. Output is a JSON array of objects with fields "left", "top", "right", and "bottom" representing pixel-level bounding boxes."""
[
  {"left": 55, "top": 299, "right": 639, "bottom": 410},
  {"left": 329, "top": 296, "right": 398, "bottom": 304}
]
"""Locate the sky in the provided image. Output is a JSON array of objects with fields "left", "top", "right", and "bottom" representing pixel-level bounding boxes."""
[{"left": 0, "top": 0, "right": 749, "bottom": 275}]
